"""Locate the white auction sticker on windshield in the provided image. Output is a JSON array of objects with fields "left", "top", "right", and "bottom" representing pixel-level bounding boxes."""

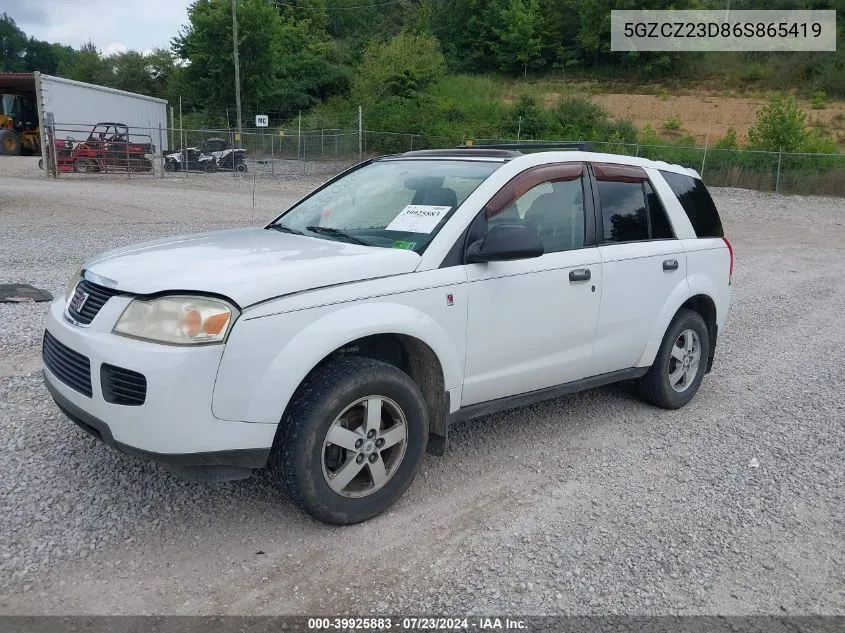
[{"left": 386, "top": 205, "right": 452, "bottom": 233}]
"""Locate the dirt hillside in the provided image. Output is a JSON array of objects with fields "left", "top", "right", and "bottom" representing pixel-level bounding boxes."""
[{"left": 588, "top": 91, "right": 845, "bottom": 145}]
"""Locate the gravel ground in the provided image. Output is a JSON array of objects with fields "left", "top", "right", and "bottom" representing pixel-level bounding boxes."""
[{"left": 0, "top": 157, "right": 843, "bottom": 616}]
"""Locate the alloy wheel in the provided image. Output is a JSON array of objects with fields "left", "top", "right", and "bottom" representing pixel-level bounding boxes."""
[
  {"left": 321, "top": 395, "right": 408, "bottom": 498},
  {"left": 668, "top": 328, "right": 701, "bottom": 392}
]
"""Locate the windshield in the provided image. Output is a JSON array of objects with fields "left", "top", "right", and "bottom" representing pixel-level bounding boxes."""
[{"left": 269, "top": 159, "right": 502, "bottom": 252}]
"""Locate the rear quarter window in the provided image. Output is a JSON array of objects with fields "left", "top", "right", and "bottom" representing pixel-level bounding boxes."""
[{"left": 659, "top": 170, "right": 724, "bottom": 238}]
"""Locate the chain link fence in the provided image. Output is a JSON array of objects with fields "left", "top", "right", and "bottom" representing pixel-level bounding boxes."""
[
  {"left": 474, "top": 138, "right": 845, "bottom": 196},
  {"left": 40, "top": 122, "right": 845, "bottom": 196}
]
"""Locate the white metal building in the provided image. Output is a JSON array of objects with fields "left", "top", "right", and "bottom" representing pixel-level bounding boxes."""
[{"left": 39, "top": 74, "right": 167, "bottom": 137}]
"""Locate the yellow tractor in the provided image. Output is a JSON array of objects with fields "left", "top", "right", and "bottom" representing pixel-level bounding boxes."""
[{"left": 0, "top": 94, "right": 40, "bottom": 156}]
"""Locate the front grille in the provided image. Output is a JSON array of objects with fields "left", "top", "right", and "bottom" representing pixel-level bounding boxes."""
[
  {"left": 67, "top": 279, "right": 125, "bottom": 325},
  {"left": 42, "top": 331, "right": 92, "bottom": 397},
  {"left": 100, "top": 363, "right": 147, "bottom": 406}
]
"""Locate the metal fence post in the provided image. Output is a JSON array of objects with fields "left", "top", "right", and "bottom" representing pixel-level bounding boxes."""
[
  {"left": 635, "top": 143, "right": 640, "bottom": 157},
  {"left": 158, "top": 124, "right": 164, "bottom": 178},
  {"left": 271, "top": 134, "right": 275, "bottom": 178},
  {"left": 775, "top": 147, "right": 783, "bottom": 193},
  {"left": 47, "top": 120, "right": 58, "bottom": 179}
]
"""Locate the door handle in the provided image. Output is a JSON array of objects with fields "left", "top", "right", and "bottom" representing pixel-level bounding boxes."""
[
  {"left": 663, "top": 259, "right": 679, "bottom": 271},
  {"left": 569, "top": 268, "right": 591, "bottom": 282}
]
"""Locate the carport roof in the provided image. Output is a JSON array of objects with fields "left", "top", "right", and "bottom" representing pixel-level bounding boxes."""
[{"left": 0, "top": 73, "right": 37, "bottom": 93}]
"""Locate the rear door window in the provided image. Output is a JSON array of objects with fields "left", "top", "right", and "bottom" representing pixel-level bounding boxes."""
[
  {"left": 659, "top": 170, "right": 724, "bottom": 237},
  {"left": 644, "top": 181, "right": 674, "bottom": 239}
]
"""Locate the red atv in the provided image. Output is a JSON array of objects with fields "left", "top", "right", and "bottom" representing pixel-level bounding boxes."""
[{"left": 54, "top": 123, "right": 154, "bottom": 173}]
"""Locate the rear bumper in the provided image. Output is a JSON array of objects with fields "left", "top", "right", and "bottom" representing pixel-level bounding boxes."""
[{"left": 45, "top": 373, "right": 269, "bottom": 480}]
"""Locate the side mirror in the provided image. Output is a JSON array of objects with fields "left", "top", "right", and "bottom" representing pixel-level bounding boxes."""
[{"left": 466, "top": 222, "right": 544, "bottom": 263}]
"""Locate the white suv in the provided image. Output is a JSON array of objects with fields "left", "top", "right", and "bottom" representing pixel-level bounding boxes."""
[{"left": 43, "top": 148, "right": 733, "bottom": 525}]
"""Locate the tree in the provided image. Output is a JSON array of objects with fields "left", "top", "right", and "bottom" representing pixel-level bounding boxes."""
[
  {"left": 22, "top": 38, "right": 62, "bottom": 74},
  {"left": 492, "top": 0, "right": 544, "bottom": 76},
  {"left": 64, "top": 41, "right": 111, "bottom": 85},
  {"left": 355, "top": 33, "right": 446, "bottom": 101},
  {"left": 0, "top": 13, "right": 27, "bottom": 71},
  {"left": 173, "top": 0, "right": 347, "bottom": 121},
  {"left": 109, "top": 51, "right": 157, "bottom": 95},
  {"left": 746, "top": 96, "right": 806, "bottom": 152}
]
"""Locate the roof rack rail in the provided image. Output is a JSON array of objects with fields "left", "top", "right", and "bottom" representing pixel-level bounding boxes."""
[
  {"left": 460, "top": 141, "right": 594, "bottom": 152},
  {"left": 399, "top": 148, "right": 522, "bottom": 158}
]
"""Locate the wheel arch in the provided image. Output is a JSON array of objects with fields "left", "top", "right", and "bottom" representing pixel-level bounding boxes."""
[
  {"left": 292, "top": 332, "right": 451, "bottom": 454},
  {"left": 212, "top": 301, "right": 462, "bottom": 454},
  {"left": 679, "top": 294, "right": 718, "bottom": 373},
  {"left": 637, "top": 285, "right": 719, "bottom": 370}
]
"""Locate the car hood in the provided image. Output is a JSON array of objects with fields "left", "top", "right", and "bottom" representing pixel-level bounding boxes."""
[{"left": 83, "top": 227, "right": 421, "bottom": 306}]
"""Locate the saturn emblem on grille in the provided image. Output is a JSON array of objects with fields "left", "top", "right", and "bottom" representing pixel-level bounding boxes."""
[{"left": 69, "top": 289, "right": 90, "bottom": 314}]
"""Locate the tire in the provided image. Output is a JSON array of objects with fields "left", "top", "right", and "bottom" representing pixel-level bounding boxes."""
[
  {"left": 204, "top": 160, "right": 218, "bottom": 173},
  {"left": 164, "top": 161, "right": 176, "bottom": 172},
  {"left": 236, "top": 162, "right": 248, "bottom": 173},
  {"left": 38, "top": 158, "right": 43, "bottom": 170},
  {"left": 131, "top": 158, "right": 153, "bottom": 172},
  {"left": 0, "top": 129, "right": 21, "bottom": 156},
  {"left": 74, "top": 158, "right": 93, "bottom": 173},
  {"left": 637, "top": 308, "right": 710, "bottom": 410},
  {"left": 270, "top": 356, "right": 429, "bottom": 525}
]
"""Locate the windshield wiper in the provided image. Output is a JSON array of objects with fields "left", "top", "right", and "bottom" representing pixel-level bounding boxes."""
[
  {"left": 267, "top": 223, "right": 303, "bottom": 235},
  {"left": 305, "top": 226, "right": 372, "bottom": 246}
]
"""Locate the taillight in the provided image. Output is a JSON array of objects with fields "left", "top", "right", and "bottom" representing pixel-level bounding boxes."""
[{"left": 723, "top": 237, "right": 734, "bottom": 285}]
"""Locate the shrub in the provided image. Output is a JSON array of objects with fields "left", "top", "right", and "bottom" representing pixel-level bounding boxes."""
[
  {"left": 747, "top": 96, "right": 807, "bottom": 152},
  {"left": 811, "top": 91, "right": 827, "bottom": 110},
  {"left": 548, "top": 96, "right": 608, "bottom": 140},
  {"left": 713, "top": 127, "right": 739, "bottom": 150},
  {"left": 507, "top": 94, "right": 547, "bottom": 139},
  {"left": 601, "top": 118, "right": 637, "bottom": 144},
  {"left": 638, "top": 124, "right": 662, "bottom": 146},
  {"left": 800, "top": 129, "right": 839, "bottom": 154},
  {"left": 662, "top": 115, "right": 682, "bottom": 133}
]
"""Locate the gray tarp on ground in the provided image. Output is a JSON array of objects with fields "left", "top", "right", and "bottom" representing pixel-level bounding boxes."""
[{"left": 0, "top": 284, "right": 53, "bottom": 302}]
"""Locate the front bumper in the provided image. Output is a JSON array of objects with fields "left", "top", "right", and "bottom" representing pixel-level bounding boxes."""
[{"left": 43, "top": 295, "right": 277, "bottom": 477}]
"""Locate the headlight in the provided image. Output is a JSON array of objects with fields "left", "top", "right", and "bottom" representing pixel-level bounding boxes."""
[
  {"left": 113, "top": 295, "right": 238, "bottom": 345},
  {"left": 65, "top": 269, "right": 83, "bottom": 301}
]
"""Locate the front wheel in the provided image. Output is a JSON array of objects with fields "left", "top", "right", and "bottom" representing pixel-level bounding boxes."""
[
  {"left": 235, "top": 162, "right": 248, "bottom": 173},
  {"left": 0, "top": 129, "right": 21, "bottom": 156},
  {"left": 637, "top": 308, "right": 710, "bottom": 409},
  {"left": 270, "top": 357, "right": 429, "bottom": 525}
]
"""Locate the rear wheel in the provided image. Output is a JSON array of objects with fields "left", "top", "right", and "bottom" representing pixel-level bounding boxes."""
[
  {"left": 270, "top": 357, "right": 428, "bottom": 525},
  {"left": 236, "top": 162, "right": 248, "bottom": 173},
  {"left": 0, "top": 130, "right": 21, "bottom": 156},
  {"left": 74, "top": 158, "right": 94, "bottom": 173},
  {"left": 637, "top": 308, "right": 710, "bottom": 409}
]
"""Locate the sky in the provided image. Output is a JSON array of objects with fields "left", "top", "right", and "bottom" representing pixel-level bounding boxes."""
[{"left": 5, "top": 0, "right": 194, "bottom": 54}]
